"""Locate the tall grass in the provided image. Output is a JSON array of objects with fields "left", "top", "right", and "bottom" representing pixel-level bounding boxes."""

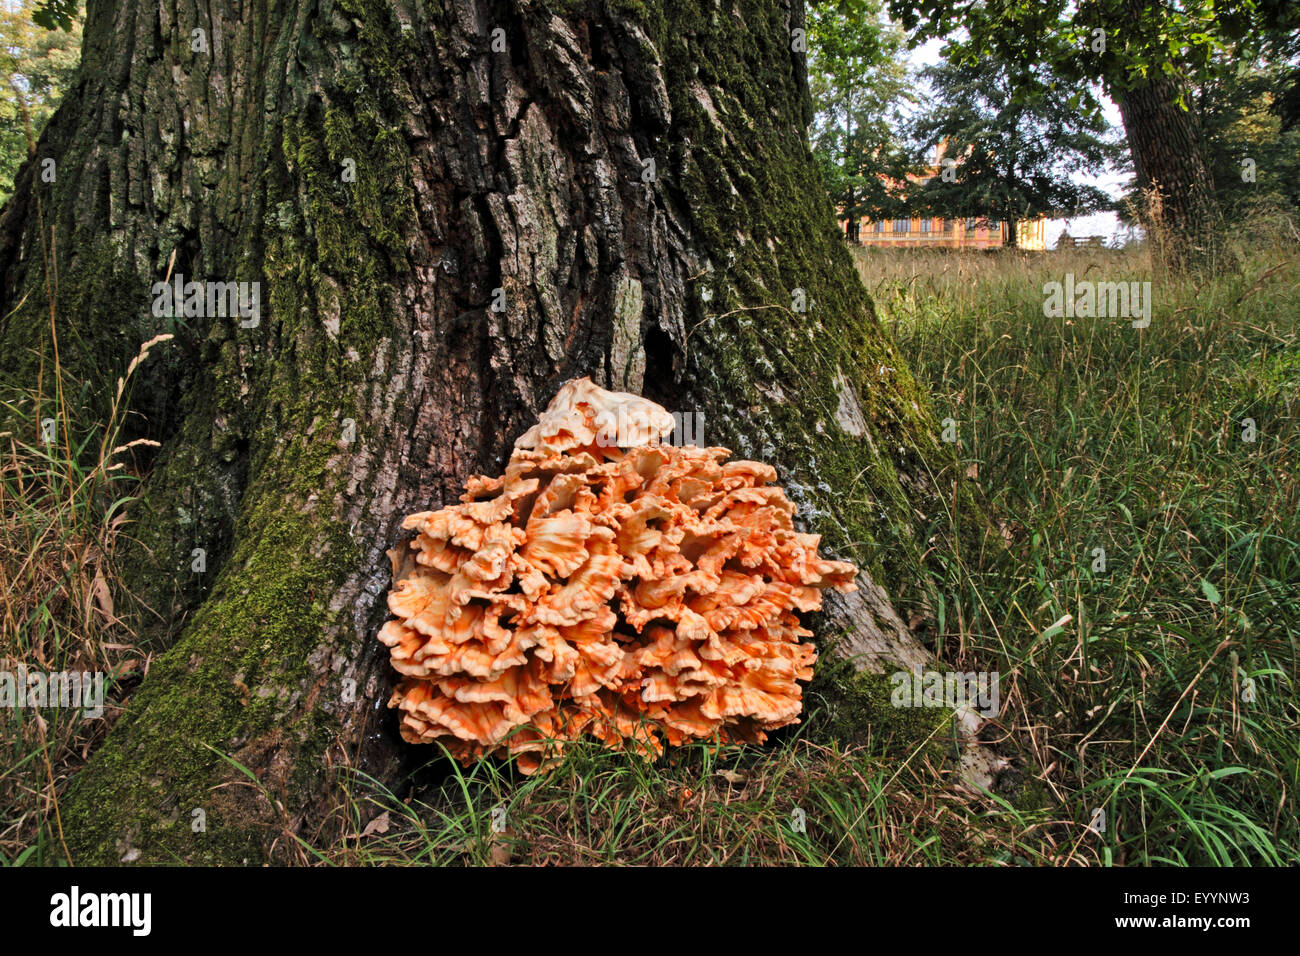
[
  {"left": 0, "top": 79, "right": 180, "bottom": 862},
  {"left": 859, "top": 237, "right": 1299, "bottom": 865},
  {"left": 0, "top": 335, "right": 170, "bottom": 865}
]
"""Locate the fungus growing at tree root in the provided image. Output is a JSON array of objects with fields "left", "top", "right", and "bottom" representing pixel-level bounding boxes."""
[{"left": 379, "top": 377, "right": 858, "bottom": 771}]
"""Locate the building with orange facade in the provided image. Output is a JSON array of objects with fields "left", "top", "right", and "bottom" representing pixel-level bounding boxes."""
[{"left": 842, "top": 144, "right": 1048, "bottom": 251}]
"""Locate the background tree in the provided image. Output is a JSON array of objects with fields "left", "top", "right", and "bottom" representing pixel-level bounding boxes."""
[
  {"left": 1192, "top": 48, "right": 1300, "bottom": 223},
  {"left": 887, "top": 0, "right": 1300, "bottom": 270},
  {"left": 1270, "top": 28, "right": 1300, "bottom": 133},
  {"left": 0, "top": 0, "right": 978, "bottom": 862},
  {"left": 807, "top": 0, "right": 915, "bottom": 238},
  {"left": 0, "top": 0, "right": 82, "bottom": 203},
  {"left": 908, "top": 50, "right": 1120, "bottom": 247},
  {"left": 1115, "top": 43, "right": 1300, "bottom": 229}
]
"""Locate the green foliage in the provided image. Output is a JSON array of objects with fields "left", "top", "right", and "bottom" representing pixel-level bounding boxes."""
[
  {"left": 1272, "top": 28, "right": 1300, "bottom": 132},
  {"left": 807, "top": 0, "right": 915, "bottom": 230},
  {"left": 888, "top": 0, "right": 1299, "bottom": 97},
  {"left": 0, "top": 0, "right": 83, "bottom": 203},
  {"left": 30, "top": 0, "right": 80, "bottom": 32},
  {"left": 908, "top": 49, "right": 1123, "bottom": 234},
  {"left": 1192, "top": 52, "right": 1300, "bottom": 222}
]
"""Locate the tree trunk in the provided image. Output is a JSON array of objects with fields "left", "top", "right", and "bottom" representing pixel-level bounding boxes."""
[
  {"left": 1110, "top": 51, "right": 1234, "bottom": 272},
  {"left": 0, "top": 0, "right": 976, "bottom": 863}
]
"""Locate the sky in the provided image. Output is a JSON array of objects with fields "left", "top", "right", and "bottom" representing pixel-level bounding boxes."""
[{"left": 907, "top": 37, "right": 1136, "bottom": 246}]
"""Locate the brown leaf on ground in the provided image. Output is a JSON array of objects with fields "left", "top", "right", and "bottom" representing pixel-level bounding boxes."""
[{"left": 361, "top": 810, "right": 391, "bottom": 838}]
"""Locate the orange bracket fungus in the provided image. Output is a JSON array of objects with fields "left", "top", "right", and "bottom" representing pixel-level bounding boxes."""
[{"left": 379, "top": 377, "right": 859, "bottom": 772}]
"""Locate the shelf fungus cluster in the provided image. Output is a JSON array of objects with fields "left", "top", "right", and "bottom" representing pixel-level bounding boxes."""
[{"left": 379, "top": 377, "right": 858, "bottom": 772}]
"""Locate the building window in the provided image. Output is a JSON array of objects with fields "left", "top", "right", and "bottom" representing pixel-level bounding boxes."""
[
  {"left": 892, "top": 219, "right": 907, "bottom": 233},
  {"left": 874, "top": 220, "right": 884, "bottom": 233},
  {"left": 920, "top": 219, "right": 932, "bottom": 233},
  {"left": 965, "top": 217, "right": 978, "bottom": 231},
  {"left": 938, "top": 219, "right": 949, "bottom": 233}
]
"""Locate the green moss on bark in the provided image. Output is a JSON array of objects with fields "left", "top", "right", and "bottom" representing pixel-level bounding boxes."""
[
  {"left": 806, "top": 646, "right": 954, "bottom": 767},
  {"left": 59, "top": 0, "right": 420, "bottom": 864},
  {"left": 61, "top": 399, "right": 366, "bottom": 862}
]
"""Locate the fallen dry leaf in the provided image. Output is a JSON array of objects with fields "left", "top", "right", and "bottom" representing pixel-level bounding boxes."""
[
  {"left": 90, "top": 566, "right": 115, "bottom": 620},
  {"left": 489, "top": 835, "right": 512, "bottom": 866}
]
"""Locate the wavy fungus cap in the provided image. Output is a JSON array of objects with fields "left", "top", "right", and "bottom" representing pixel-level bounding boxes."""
[{"left": 380, "top": 377, "right": 858, "bottom": 772}]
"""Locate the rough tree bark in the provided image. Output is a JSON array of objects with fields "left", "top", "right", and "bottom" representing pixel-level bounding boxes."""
[
  {"left": 1112, "top": 74, "right": 1231, "bottom": 271},
  {"left": 1109, "top": 0, "right": 1234, "bottom": 272},
  {"left": 0, "top": 0, "right": 982, "bottom": 863}
]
